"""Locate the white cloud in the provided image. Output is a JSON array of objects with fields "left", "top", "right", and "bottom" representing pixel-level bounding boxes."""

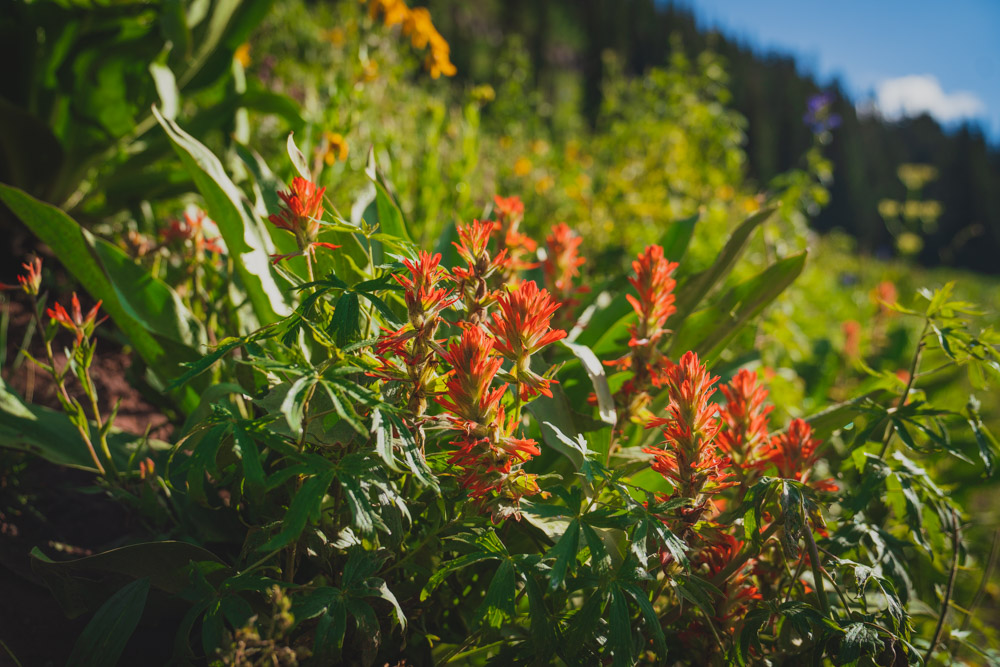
[{"left": 875, "top": 74, "right": 986, "bottom": 123}]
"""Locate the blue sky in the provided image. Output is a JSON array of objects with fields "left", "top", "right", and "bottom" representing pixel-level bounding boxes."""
[{"left": 674, "top": 0, "right": 1000, "bottom": 141}]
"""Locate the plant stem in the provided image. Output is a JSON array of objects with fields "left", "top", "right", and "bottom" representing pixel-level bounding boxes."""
[
  {"left": 878, "top": 319, "right": 929, "bottom": 460},
  {"left": 924, "top": 509, "right": 961, "bottom": 664},
  {"left": 803, "top": 525, "right": 831, "bottom": 617}
]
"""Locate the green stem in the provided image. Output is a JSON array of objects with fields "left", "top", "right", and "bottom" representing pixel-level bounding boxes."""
[
  {"left": 879, "top": 319, "right": 929, "bottom": 460},
  {"left": 803, "top": 524, "right": 831, "bottom": 617},
  {"left": 924, "top": 509, "right": 961, "bottom": 664}
]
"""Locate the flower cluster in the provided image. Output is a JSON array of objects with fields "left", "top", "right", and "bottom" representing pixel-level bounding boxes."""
[
  {"left": 161, "top": 208, "right": 224, "bottom": 256},
  {"left": 367, "top": 0, "right": 456, "bottom": 78},
  {"left": 717, "top": 369, "right": 773, "bottom": 486},
  {"left": 644, "top": 352, "right": 734, "bottom": 500},
  {"left": 47, "top": 293, "right": 107, "bottom": 347},
  {"left": 606, "top": 244, "right": 680, "bottom": 417},
  {"left": 452, "top": 219, "right": 507, "bottom": 324},
  {"left": 542, "top": 223, "right": 588, "bottom": 327},
  {"left": 268, "top": 177, "right": 340, "bottom": 264},
  {"left": 487, "top": 280, "right": 566, "bottom": 400},
  {"left": 757, "top": 419, "right": 836, "bottom": 492},
  {"left": 375, "top": 252, "right": 455, "bottom": 415},
  {"left": 435, "top": 326, "right": 541, "bottom": 519},
  {"left": 0, "top": 256, "right": 42, "bottom": 296},
  {"left": 491, "top": 195, "right": 537, "bottom": 282}
]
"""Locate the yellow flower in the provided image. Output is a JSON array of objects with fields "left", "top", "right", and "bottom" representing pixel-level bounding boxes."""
[
  {"left": 535, "top": 175, "right": 554, "bottom": 194},
  {"left": 513, "top": 157, "right": 532, "bottom": 177},
  {"left": 322, "top": 132, "right": 349, "bottom": 165},
  {"left": 322, "top": 27, "right": 345, "bottom": 46},
  {"left": 234, "top": 43, "right": 251, "bottom": 67},
  {"left": 362, "top": 59, "right": 379, "bottom": 82}
]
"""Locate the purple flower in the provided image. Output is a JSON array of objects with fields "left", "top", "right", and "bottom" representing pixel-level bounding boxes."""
[{"left": 804, "top": 91, "right": 841, "bottom": 134}]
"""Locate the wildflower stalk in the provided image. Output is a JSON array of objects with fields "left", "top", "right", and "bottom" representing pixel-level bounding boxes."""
[
  {"left": 925, "top": 508, "right": 961, "bottom": 663},
  {"left": 878, "top": 319, "right": 929, "bottom": 460},
  {"left": 29, "top": 295, "right": 110, "bottom": 477},
  {"left": 803, "top": 525, "right": 831, "bottom": 617}
]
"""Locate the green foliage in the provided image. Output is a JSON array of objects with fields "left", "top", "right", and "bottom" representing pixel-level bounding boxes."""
[{"left": 1, "top": 2, "right": 998, "bottom": 665}]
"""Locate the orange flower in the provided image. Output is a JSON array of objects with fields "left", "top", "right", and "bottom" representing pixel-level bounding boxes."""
[
  {"left": 627, "top": 245, "right": 679, "bottom": 348},
  {"left": 644, "top": 352, "right": 734, "bottom": 497},
  {"left": 268, "top": 177, "right": 339, "bottom": 263},
  {"left": 490, "top": 195, "right": 537, "bottom": 282},
  {"left": 1, "top": 257, "right": 42, "bottom": 296},
  {"left": 757, "top": 419, "right": 836, "bottom": 491},
  {"left": 47, "top": 293, "right": 107, "bottom": 346},
  {"left": 452, "top": 220, "right": 507, "bottom": 322},
  {"left": 543, "top": 223, "right": 589, "bottom": 323},
  {"left": 487, "top": 280, "right": 566, "bottom": 400},
  {"left": 493, "top": 194, "right": 524, "bottom": 227},
  {"left": 717, "top": 369, "right": 773, "bottom": 468},
  {"left": 842, "top": 320, "right": 861, "bottom": 358},
  {"left": 436, "top": 326, "right": 506, "bottom": 432},
  {"left": 161, "top": 209, "right": 224, "bottom": 255}
]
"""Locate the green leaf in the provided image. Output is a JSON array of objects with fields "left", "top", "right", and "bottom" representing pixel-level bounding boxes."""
[
  {"left": 548, "top": 519, "right": 581, "bottom": 590},
  {"left": 669, "top": 252, "right": 806, "bottom": 361},
  {"left": 66, "top": 577, "right": 150, "bottom": 667},
  {"left": 286, "top": 131, "right": 311, "bottom": 180},
  {"left": 840, "top": 622, "right": 882, "bottom": 663},
  {"left": 420, "top": 551, "right": 499, "bottom": 601},
  {"left": 560, "top": 339, "right": 617, "bottom": 425},
  {"left": 672, "top": 207, "right": 776, "bottom": 319},
  {"left": 331, "top": 292, "right": 361, "bottom": 347},
  {"left": 966, "top": 396, "right": 998, "bottom": 475},
  {"left": 607, "top": 587, "right": 634, "bottom": 667},
  {"left": 476, "top": 559, "right": 516, "bottom": 629},
  {"left": 622, "top": 582, "right": 667, "bottom": 658},
  {"left": 657, "top": 212, "right": 698, "bottom": 263},
  {"left": 149, "top": 62, "right": 179, "bottom": 120},
  {"left": 31, "top": 542, "right": 226, "bottom": 618},
  {"left": 365, "top": 147, "right": 413, "bottom": 244},
  {"left": 154, "top": 107, "right": 290, "bottom": 325},
  {"left": 0, "top": 377, "right": 168, "bottom": 472},
  {"left": 258, "top": 469, "right": 336, "bottom": 551}
]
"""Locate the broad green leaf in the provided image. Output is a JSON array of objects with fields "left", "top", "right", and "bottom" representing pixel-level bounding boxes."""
[
  {"left": 66, "top": 577, "right": 150, "bottom": 667},
  {"left": 31, "top": 541, "right": 226, "bottom": 618},
  {"left": 476, "top": 559, "right": 516, "bottom": 629},
  {"left": 560, "top": 339, "right": 616, "bottom": 425},
  {"left": 149, "top": 62, "right": 179, "bottom": 120},
  {"left": 154, "top": 107, "right": 290, "bottom": 324},
  {"left": 669, "top": 252, "right": 806, "bottom": 361},
  {"left": 258, "top": 469, "right": 336, "bottom": 551},
  {"left": 420, "top": 551, "right": 499, "bottom": 601},
  {"left": 657, "top": 212, "right": 698, "bottom": 263},
  {"left": 672, "top": 207, "right": 776, "bottom": 319},
  {"left": 608, "top": 587, "right": 634, "bottom": 667},
  {"left": 622, "top": 582, "right": 667, "bottom": 659},
  {"left": 365, "top": 147, "right": 413, "bottom": 244},
  {"left": 286, "top": 131, "right": 311, "bottom": 180}
]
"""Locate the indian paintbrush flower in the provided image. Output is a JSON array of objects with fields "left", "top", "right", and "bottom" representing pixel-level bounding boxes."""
[
  {"left": 717, "top": 369, "right": 773, "bottom": 482},
  {"left": 0, "top": 256, "right": 42, "bottom": 296},
  {"left": 757, "top": 418, "right": 836, "bottom": 491},
  {"left": 486, "top": 280, "right": 566, "bottom": 400},
  {"left": 644, "top": 351, "right": 735, "bottom": 499},
  {"left": 542, "top": 223, "right": 589, "bottom": 327},
  {"left": 268, "top": 177, "right": 340, "bottom": 264},
  {"left": 452, "top": 220, "right": 507, "bottom": 323},
  {"left": 47, "top": 293, "right": 107, "bottom": 347}
]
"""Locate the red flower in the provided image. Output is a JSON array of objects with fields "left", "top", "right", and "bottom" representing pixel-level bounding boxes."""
[
  {"left": 436, "top": 326, "right": 506, "bottom": 432},
  {"left": 694, "top": 532, "right": 762, "bottom": 627},
  {"left": 268, "top": 178, "right": 338, "bottom": 263},
  {"left": 627, "top": 245, "right": 679, "bottom": 348},
  {"left": 493, "top": 194, "right": 524, "bottom": 227},
  {"left": 47, "top": 293, "right": 107, "bottom": 346},
  {"left": 395, "top": 251, "right": 456, "bottom": 321},
  {"left": 644, "top": 352, "right": 734, "bottom": 497},
  {"left": 452, "top": 220, "right": 507, "bottom": 322},
  {"left": 543, "top": 223, "right": 589, "bottom": 324},
  {"left": 717, "top": 369, "right": 773, "bottom": 470},
  {"left": 0, "top": 257, "right": 42, "bottom": 296},
  {"left": 486, "top": 280, "right": 566, "bottom": 400},
  {"left": 757, "top": 419, "right": 836, "bottom": 491},
  {"left": 162, "top": 209, "right": 224, "bottom": 256},
  {"left": 842, "top": 320, "right": 861, "bottom": 358}
]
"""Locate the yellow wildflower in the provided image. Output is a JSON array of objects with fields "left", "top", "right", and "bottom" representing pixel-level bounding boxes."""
[
  {"left": 234, "top": 43, "right": 251, "bottom": 67},
  {"left": 513, "top": 157, "right": 532, "bottom": 177},
  {"left": 322, "top": 132, "right": 349, "bottom": 165}
]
